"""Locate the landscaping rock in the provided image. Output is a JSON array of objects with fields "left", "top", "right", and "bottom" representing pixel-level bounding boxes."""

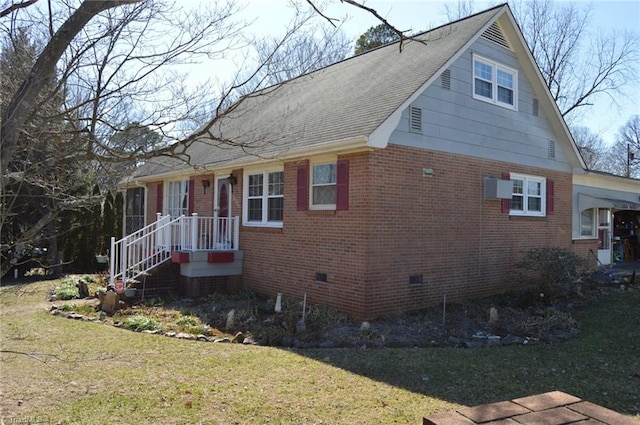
[
  {"left": 384, "top": 335, "right": 414, "bottom": 348},
  {"left": 175, "top": 332, "right": 196, "bottom": 340},
  {"left": 463, "top": 340, "right": 484, "bottom": 349},
  {"left": 214, "top": 337, "right": 231, "bottom": 343},
  {"left": 97, "top": 291, "right": 119, "bottom": 315},
  {"left": 232, "top": 331, "right": 244, "bottom": 343},
  {"left": 488, "top": 307, "right": 498, "bottom": 324},
  {"left": 501, "top": 335, "right": 524, "bottom": 346},
  {"left": 77, "top": 280, "right": 90, "bottom": 298},
  {"left": 318, "top": 340, "right": 336, "bottom": 349},
  {"left": 280, "top": 335, "right": 295, "bottom": 347},
  {"left": 225, "top": 309, "right": 235, "bottom": 331}
]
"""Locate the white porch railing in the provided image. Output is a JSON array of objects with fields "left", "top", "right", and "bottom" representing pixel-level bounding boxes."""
[{"left": 109, "top": 213, "right": 240, "bottom": 286}]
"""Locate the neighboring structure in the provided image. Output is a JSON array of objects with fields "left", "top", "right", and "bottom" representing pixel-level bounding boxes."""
[
  {"left": 116, "top": 4, "right": 640, "bottom": 319},
  {"left": 571, "top": 171, "right": 640, "bottom": 266}
]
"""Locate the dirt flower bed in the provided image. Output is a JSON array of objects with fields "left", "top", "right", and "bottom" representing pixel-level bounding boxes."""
[{"left": 48, "top": 277, "right": 636, "bottom": 349}]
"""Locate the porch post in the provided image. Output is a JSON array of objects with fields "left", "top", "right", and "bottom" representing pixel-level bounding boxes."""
[{"left": 191, "top": 213, "right": 198, "bottom": 250}]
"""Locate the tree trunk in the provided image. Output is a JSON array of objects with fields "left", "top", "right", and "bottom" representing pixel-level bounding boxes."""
[{"left": 0, "top": 0, "right": 141, "bottom": 173}]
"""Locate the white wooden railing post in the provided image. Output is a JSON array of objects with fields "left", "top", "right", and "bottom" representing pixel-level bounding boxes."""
[
  {"left": 234, "top": 216, "right": 239, "bottom": 249},
  {"left": 121, "top": 237, "right": 127, "bottom": 285},
  {"left": 109, "top": 237, "right": 116, "bottom": 286},
  {"left": 179, "top": 215, "right": 186, "bottom": 250},
  {"left": 191, "top": 213, "right": 198, "bottom": 250}
]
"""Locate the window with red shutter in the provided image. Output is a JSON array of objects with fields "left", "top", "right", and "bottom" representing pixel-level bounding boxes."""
[
  {"left": 297, "top": 162, "right": 308, "bottom": 211},
  {"left": 501, "top": 172, "right": 510, "bottom": 213},
  {"left": 156, "top": 182, "right": 163, "bottom": 213},
  {"left": 546, "top": 179, "right": 554, "bottom": 215},
  {"left": 508, "top": 173, "right": 548, "bottom": 217},
  {"left": 336, "top": 160, "right": 349, "bottom": 211}
]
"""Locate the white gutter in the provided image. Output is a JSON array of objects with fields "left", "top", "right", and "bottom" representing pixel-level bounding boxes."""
[{"left": 129, "top": 136, "right": 372, "bottom": 183}]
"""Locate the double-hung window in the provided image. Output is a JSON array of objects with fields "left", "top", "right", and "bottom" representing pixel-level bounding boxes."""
[
  {"left": 473, "top": 54, "right": 517, "bottom": 110},
  {"left": 166, "top": 180, "right": 188, "bottom": 217},
  {"left": 244, "top": 169, "right": 284, "bottom": 227},
  {"left": 580, "top": 209, "right": 596, "bottom": 237},
  {"left": 311, "top": 162, "right": 337, "bottom": 209},
  {"left": 509, "top": 173, "right": 546, "bottom": 216}
]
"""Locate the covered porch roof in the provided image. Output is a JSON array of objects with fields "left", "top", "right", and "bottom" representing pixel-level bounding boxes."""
[{"left": 578, "top": 193, "right": 640, "bottom": 211}]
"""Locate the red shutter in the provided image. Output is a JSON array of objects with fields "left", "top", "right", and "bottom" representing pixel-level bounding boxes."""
[
  {"left": 156, "top": 181, "right": 163, "bottom": 213},
  {"left": 546, "top": 179, "right": 554, "bottom": 215},
  {"left": 501, "top": 172, "right": 510, "bottom": 213},
  {"left": 336, "top": 159, "right": 349, "bottom": 211},
  {"left": 297, "top": 162, "right": 308, "bottom": 211},
  {"left": 188, "top": 178, "right": 195, "bottom": 215}
]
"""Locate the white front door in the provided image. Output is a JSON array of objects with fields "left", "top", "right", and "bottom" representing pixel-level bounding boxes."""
[{"left": 597, "top": 209, "right": 612, "bottom": 265}]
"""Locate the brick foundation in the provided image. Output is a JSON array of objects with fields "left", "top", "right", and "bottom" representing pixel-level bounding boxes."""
[{"left": 180, "top": 275, "right": 243, "bottom": 298}]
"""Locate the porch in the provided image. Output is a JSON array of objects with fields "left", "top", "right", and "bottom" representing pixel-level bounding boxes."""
[{"left": 109, "top": 214, "right": 243, "bottom": 290}]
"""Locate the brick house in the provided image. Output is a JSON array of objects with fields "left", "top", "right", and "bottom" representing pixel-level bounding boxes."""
[{"left": 113, "top": 4, "right": 637, "bottom": 319}]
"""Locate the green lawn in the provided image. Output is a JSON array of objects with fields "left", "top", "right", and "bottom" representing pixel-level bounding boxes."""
[{"left": 1, "top": 278, "right": 638, "bottom": 424}]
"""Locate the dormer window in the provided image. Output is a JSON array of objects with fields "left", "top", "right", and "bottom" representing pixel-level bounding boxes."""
[{"left": 472, "top": 54, "right": 517, "bottom": 110}]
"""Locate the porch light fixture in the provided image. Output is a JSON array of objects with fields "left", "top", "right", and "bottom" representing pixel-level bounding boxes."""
[
  {"left": 201, "top": 179, "right": 210, "bottom": 193},
  {"left": 229, "top": 173, "right": 238, "bottom": 185}
]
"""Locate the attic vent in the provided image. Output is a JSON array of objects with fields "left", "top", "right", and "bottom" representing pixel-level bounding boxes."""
[
  {"left": 532, "top": 98, "right": 539, "bottom": 116},
  {"left": 548, "top": 140, "right": 556, "bottom": 159},
  {"left": 409, "top": 106, "right": 422, "bottom": 133},
  {"left": 441, "top": 69, "right": 451, "bottom": 90},
  {"left": 481, "top": 22, "right": 510, "bottom": 49}
]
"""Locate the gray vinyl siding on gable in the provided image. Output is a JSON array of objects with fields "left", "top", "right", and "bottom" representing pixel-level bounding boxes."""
[{"left": 391, "top": 37, "right": 572, "bottom": 173}]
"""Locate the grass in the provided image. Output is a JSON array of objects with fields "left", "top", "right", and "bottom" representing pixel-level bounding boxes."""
[{"left": 0, "top": 277, "right": 639, "bottom": 424}]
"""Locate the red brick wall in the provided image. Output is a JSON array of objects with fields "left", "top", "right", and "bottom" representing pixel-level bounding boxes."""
[
  {"left": 192, "top": 174, "right": 215, "bottom": 217},
  {"left": 361, "top": 145, "right": 573, "bottom": 317},
  {"left": 146, "top": 181, "right": 161, "bottom": 225},
  {"left": 239, "top": 145, "right": 574, "bottom": 319},
  {"left": 571, "top": 239, "right": 600, "bottom": 269}
]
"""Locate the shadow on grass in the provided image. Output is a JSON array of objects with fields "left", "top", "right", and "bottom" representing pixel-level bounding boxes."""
[
  {"left": 161, "top": 286, "right": 639, "bottom": 416},
  {"left": 297, "top": 289, "right": 640, "bottom": 416}
]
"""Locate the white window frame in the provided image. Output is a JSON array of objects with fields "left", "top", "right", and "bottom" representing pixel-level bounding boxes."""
[
  {"left": 472, "top": 54, "right": 518, "bottom": 110},
  {"left": 166, "top": 179, "right": 189, "bottom": 217},
  {"left": 242, "top": 167, "right": 284, "bottom": 228},
  {"left": 509, "top": 173, "right": 546, "bottom": 217},
  {"left": 310, "top": 160, "right": 337, "bottom": 211},
  {"left": 580, "top": 208, "right": 596, "bottom": 238}
]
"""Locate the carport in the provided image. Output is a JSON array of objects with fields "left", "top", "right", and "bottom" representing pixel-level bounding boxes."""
[{"left": 575, "top": 188, "right": 640, "bottom": 265}]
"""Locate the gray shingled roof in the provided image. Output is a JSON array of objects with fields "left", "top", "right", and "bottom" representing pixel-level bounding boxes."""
[{"left": 133, "top": 5, "right": 504, "bottom": 179}]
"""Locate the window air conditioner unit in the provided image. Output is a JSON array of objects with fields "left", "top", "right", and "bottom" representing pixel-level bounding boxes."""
[{"left": 484, "top": 177, "right": 513, "bottom": 199}]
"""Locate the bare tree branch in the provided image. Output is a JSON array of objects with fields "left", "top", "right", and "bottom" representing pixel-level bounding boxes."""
[
  {"left": 0, "top": 0, "right": 38, "bottom": 18},
  {"left": 1, "top": 0, "right": 141, "bottom": 173},
  {"left": 339, "top": 0, "right": 412, "bottom": 51}
]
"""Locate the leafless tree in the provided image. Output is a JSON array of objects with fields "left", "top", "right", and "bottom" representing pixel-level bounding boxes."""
[
  {"left": 1, "top": 0, "right": 401, "bottom": 276},
  {"left": 570, "top": 126, "right": 609, "bottom": 171},
  {"left": 609, "top": 115, "right": 640, "bottom": 178}
]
